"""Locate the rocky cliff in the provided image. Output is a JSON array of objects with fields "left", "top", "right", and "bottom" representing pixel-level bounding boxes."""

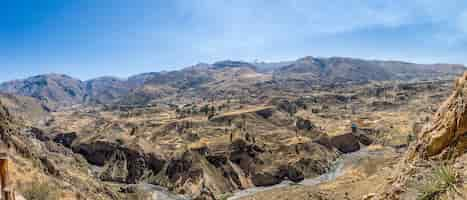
[
  {"left": 373, "top": 72, "right": 467, "bottom": 200},
  {"left": 0, "top": 100, "right": 119, "bottom": 199}
]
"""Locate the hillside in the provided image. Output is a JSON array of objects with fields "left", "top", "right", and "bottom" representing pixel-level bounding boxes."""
[{"left": 0, "top": 99, "right": 119, "bottom": 199}]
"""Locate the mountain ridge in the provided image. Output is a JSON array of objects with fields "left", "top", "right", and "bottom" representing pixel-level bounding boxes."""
[{"left": 1, "top": 56, "right": 465, "bottom": 106}]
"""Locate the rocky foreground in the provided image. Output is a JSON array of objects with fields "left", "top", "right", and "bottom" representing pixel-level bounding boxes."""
[{"left": 373, "top": 72, "right": 467, "bottom": 199}]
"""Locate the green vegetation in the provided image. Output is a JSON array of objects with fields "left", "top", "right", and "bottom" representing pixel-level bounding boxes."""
[
  {"left": 417, "top": 165, "right": 463, "bottom": 200},
  {"left": 21, "top": 181, "right": 58, "bottom": 200},
  {"left": 218, "top": 193, "right": 233, "bottom": 200}
]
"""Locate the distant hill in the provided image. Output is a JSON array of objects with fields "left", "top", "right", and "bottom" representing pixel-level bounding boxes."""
[
  {"left": 273, "top": 56, "right": 465, "bottom": 85},
  {"left": 0, "top": 74, "right": 86, "bottom": 106},
  {"left": 84, "top": 76, "right": 130, "bottom": 104},
  {"left": 0, "top": 56, "right": 465, "bottom": 106}
]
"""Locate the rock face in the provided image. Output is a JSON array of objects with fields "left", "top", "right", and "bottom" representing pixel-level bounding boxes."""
[
  {"left": 372, "top": 72, "right": 467, "bottom": 200},
  {"left": 411, "top": 71, "right": 467, "bottom": 158},
  {"left": 100, "top": 150, "right": 129, "bottom": 182},
  {"left": 72, "top": 141, "right": 166, "bottom": 183}
]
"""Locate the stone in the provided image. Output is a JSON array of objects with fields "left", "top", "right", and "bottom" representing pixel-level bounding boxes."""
[
  {"left": 330, "top": 133, "right": 361, "bottom": 153},
  {"left": 53, "top": 132, "right": 77, "bottom": 148},
  {"left": 251, "top": 171, "right": 281, "bottom": 186},
  {"left": 296, "top": 117, "right": 315, "bottom": 130}
]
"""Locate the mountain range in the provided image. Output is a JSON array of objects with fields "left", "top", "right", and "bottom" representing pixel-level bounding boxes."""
[{"left": 1, "top": 56, "right": 465, "bottom": 107}]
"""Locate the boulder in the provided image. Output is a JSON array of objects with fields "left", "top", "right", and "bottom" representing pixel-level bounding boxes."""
[
  {"left": 251, "top": 171, "right": 281, "bottom": 186},
  {"left": 330, "top": 133, "right": 360, "bottom": 153},
  {"left": 53, "top": 132, "right": 77, "bottom": 148},
  {"left": 255, "top": 107, "right": 274, "bottom": 119},
  {"left": 279, "top": 165, "right": 304, "bottom": 182},
  {"left": 313, "top": 135, "right": 334, "bottom": 150},
  {"left": 296, "top": 117, "right": 315, "bottom": 130}
]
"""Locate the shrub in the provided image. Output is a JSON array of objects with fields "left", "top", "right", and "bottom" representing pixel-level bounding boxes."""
[
  {"left": 21, "top": 181, "right": 58, "bottom": 200},
  {"left": 417, "top": 165, "right": 463, "bottom": 200},
  {"left": 218, "top": 193, "right": 233, "bottom": 200}
]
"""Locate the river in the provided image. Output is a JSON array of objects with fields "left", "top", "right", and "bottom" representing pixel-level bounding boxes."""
[
  {"left": 123, "top": 147, "right": 386, "bottom": 200},
  {"left": 228, "top": 147, "right": 386, "bottom": 200}
]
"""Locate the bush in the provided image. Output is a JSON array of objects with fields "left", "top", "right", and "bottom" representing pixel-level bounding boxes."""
[
  {"left": 417, "top": 165, "right": 463, "bottom": 200},
  {"left": 22, "top": 181, "right": 58, "bottom": 200},
  {"left": 218, "top": 193, "right": 233, "bottom": 200}
]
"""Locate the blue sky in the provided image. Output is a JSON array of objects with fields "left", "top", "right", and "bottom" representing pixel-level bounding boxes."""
[{"left": 1, "top": 0, "right": 467, "bottom": 82}]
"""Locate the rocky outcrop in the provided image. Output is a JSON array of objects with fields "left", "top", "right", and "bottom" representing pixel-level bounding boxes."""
[
  {"left": 0, "top": 100, "right": 119, "bottom": 199},
  {"left": 100, "top": 150, "right": 129, "bottom": 182},
  {"left": 410, "top": 71, "right": 467, "bottom": 158},
  {"left": 72, "top": 140, "right": 119, "bottom": 166},
  {"left": 372, "top": 72, "right": 467, "bottom": 200},
  {"left": 72, "top": 141, "right": 166, "bottom": 183}
]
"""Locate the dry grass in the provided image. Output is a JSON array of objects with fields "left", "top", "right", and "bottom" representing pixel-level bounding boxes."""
[
  {"left": 21, "top": 181, "right": 58, "bottom": 200},
  {"left": 417, "top": 165, "right": 463, "bottom": 200}
]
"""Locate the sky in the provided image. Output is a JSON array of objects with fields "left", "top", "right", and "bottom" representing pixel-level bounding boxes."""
[{"left": 1, "top": 0, "right": 467, "bottom": 82}]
